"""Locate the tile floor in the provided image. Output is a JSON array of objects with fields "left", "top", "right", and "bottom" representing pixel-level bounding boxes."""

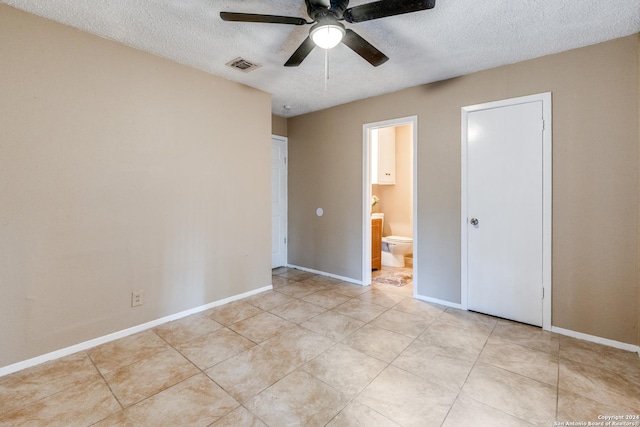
[{"left": 1, "top": 267, "right": 639, "bottom": 426}]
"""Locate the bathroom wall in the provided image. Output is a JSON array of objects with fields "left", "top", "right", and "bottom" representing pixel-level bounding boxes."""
[
  {"left": 0, "top": 6, "right": 272, "bottom": 368},
  {"left": 288, "top": 34, "right": 640, "bottom": 345},
  {"left": 374, "top": 125, "right": 413, "bottom": 238}
]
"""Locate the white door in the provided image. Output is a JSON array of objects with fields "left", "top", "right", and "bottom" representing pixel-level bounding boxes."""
[
  {"left": 463, "top": 96, "right": 549, "bottom": 327},
  {"left": 271, "top": 136, "right": 287, "bottom": 268}
]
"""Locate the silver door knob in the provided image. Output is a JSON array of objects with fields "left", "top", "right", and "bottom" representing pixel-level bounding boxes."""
[{"left": 470, "top": 218, "right": 479, "bottom": 226}]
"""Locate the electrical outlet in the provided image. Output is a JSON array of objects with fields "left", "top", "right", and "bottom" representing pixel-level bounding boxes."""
[{"left": 131, "top": 290, "right": 143, "bottom": 307}]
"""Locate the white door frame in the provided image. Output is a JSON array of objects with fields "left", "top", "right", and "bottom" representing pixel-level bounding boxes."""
[
  {"left": 272, "top": 135, "right": 288, "bottom": 268},
  {"left": 461, "top": 92, "right": 552, "bottom": 330},
  {"left": 362, "top": 116, "right": 418, "bottom": 287}
]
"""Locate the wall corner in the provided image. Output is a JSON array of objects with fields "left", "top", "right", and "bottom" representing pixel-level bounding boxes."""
[{"left": 272, "top": 114, "right": 288, "bottom": 137}]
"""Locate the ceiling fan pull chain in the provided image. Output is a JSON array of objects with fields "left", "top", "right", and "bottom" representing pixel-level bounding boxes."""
[{"left": 324, "top": 48, "right": 329, "bottom": 91}]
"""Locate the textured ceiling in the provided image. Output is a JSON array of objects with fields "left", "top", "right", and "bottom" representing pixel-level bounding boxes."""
[{"left": 3, "top": 0, "right": 640, "bottom": 117}]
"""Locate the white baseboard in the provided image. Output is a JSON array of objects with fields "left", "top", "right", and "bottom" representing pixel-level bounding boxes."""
[
  {"left": 414, "top": 293, "right": 464, "bottom": 310},
  {"left": 0, "top": 284, "right": 272, "bottom": 378},
  {"left": 286, "top": 264, "right": 364, "bottom": 286},
  {"left": 413, "top": 295, "right": 639, "bottom": 357},
  {"left": 551, "top": 326, "right": 640, "bottom": 356}
]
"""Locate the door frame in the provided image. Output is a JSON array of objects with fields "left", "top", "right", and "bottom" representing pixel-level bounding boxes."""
[
  {"left": 272, "top": 135, "right": 288, "bottom": 268},
  {"left": 362, "top": 116, "right": 418, "bottom": 288},
  {"left": 460, "top": 92, "right": 552, "bottom": 330}
]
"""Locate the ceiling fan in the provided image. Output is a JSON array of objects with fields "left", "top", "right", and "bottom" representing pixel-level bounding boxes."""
[{"left": 220, "top": 0, "right": 436, "bottom": 67}]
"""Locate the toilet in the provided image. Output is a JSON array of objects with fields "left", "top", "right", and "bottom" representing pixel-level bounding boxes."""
[{"left": 381, "top": 235, "right": 413, "bottom": 267}]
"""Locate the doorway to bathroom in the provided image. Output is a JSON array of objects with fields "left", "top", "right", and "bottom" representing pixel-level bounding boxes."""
[{"left": 362, "top": 116, "right": 417, "bottom": 292}]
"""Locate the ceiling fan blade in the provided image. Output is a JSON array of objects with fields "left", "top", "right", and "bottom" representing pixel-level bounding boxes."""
[
  {"left": 342, "top": 29, "right": 389, "bottom": 67},
  {"left": 220, "top": 12, "right": 309, "bottom": 26},
  {"left": 285, "top": 37, "right": 316, "bottom": 67},
  {"left": 343, "top": 0, "right": 435, "bottom": 23}
]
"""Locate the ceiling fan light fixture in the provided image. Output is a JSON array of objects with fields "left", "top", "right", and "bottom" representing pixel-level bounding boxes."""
[{"left": 310, "top": 22, "right": 345, "bottom": 49}]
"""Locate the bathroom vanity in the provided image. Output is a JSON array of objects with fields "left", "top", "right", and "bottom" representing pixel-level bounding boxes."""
[{"left": 372, "top": 217, "right": 382, "bottom": 270}]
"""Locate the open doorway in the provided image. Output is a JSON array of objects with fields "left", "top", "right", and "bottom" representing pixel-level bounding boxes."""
[{"left": 362, "top": 116, "right": 418, "bottom": 292}]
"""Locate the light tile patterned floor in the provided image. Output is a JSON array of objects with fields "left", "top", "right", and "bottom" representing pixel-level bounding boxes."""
[{"left": 1, "top": 267, "right": 639, "bottom": 426}]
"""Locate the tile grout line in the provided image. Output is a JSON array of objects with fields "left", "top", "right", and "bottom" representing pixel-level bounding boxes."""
[
  {"left": 319, "top": 292, "right": 438, "bottom": 426},
  {"left": 451, "top": 319, "right": 557, "bottom": 426},
  {"left": 315, "top": 295, "right": 409, "bottom": 426},
  {"left": 268, "top": 270, "right": 411, "bottom": 426},
  {"left": 438, "top": 314, "right": 497, "bottom": 426},
  {"left": 0, "top": 353, "right": 120, "bottom": 426},
  {"left": 198, "top": 277, "right": 365, "bottom": 425},
  {"left": 84, "top": 349, "right": 128, "bottom": 424},
  {"left": 148, "top": 327, "right": 244, "bottom": 425}
]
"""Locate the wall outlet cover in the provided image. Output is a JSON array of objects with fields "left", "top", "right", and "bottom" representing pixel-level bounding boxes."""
[{"left": 131, "top": 290, "right": 143, "bottom": 307}]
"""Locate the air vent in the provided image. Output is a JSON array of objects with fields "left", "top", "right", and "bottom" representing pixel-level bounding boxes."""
[{"left": 226, "top": 57, "right": 262, "bottom": 73}]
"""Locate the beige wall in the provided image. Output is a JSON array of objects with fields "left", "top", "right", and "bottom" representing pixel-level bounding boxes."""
[
  {"left": 373, "top": 125, "right": 413, "bottom": 238},
  {"left": 288, "top": 34, "right": 640, "bottom": 345},
  {"left": 0, "top": 6, "right": 272, "bottom": 367},
  {"left": 272, "top": 115, "right": 288, "bottom": 137}
]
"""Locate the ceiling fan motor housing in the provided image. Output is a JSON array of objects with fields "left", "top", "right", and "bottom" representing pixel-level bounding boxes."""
[{"left": 307, "top": 0, "right": 350, "bottom": 21}]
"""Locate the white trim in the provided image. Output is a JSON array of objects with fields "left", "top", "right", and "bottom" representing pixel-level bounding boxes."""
[
  {"left": 362, "top": 125, "right": 372, "bottom": 286},
  {"left": 0, "top": 284, "right": 272, "bottom": 378},
  {"left": 541, "top": 93, "right": 552, "bottom": 331},
  {"left": 362, "top": 116, "right": 418, "bottom": 289},
  {"left": 414, "top": 294, "right": 465, "bottom": 310},
  {"left": 271, "top": 134, "right": 288, "bottom": 268},
  {"left": 460, "top": 109, "right": 469, "bottom": 310},
  {"left": 286, "top": 264, "right": 363, "bottom": 286},
  {"left": 410, "top": 121, "right": 419, "bottom": 300},
  {"left": 551, "top": 326, "right": 640, "bottom": 356},
  {"left": 461, "top": 92, "right": 552, "bottom": 330}
]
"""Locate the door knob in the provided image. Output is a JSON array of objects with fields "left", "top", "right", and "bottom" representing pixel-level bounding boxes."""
[{"left": 470, "top": 218, "right": 479, "bottom": 226}]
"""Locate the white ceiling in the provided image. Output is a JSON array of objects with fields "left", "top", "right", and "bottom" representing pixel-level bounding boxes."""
[{"left": 3, "top": 0, "right": 640, "bottom": 117}]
